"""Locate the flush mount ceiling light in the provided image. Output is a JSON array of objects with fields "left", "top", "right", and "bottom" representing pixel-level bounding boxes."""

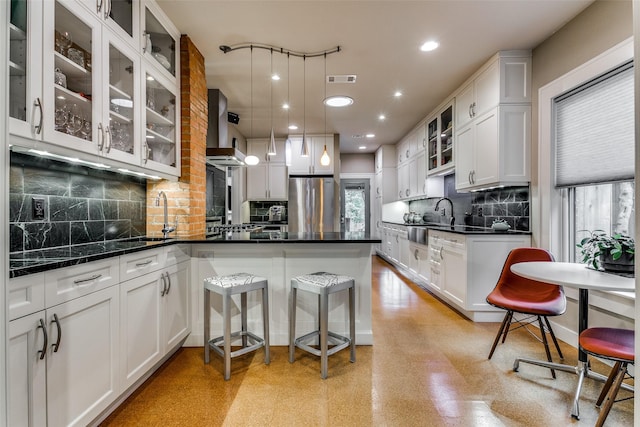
[
  {"left": 420, "top": 40, "right": 439, "bottom": 52},
  {"left": 324, "top": 96, "right": 353, "bottom": 107}
]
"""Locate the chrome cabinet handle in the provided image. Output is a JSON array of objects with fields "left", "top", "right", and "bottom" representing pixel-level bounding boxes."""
[
  {"left": 468, "top": 103, "right": 473, "bottom": 119},
  {"left": 37, "top": 318, "right": 48, "bottom": 360},
  {"left": 414, "top": 249, "right": 419, "bottom": 260},
  {"left": 143, "top": 142, "right": 150, "bottom": 164},
  {"left": 105, "top": 125, "right": 112, "bottom": 153},
  {"left": 73, "top": 273, "right": 102, "bottom": 286},
  {"left": 160, "top": 273, "right": 167, "bottom": 296},
  {"left": 105, "top": 0, "right": 112, "bottom": 19},
  {"left": 406, "top": 189, "right": 410, "bottom": 197},
  {"left": 96, "top": 0, "right": 103, "bottom": 13},
  {"left": 97, "top": 123, "right": 104, "bottom": 150},
  {"left": 406, "top": 149, "right": 410, "bottom": 158},
  {"left": 439, "top": 247, "right": 444, "bottom": 260},
  {"left": 135, "top": 259, "right": 153, "bottom": 267},
  {"left": 51, "top": 314, "right": 62, "bottom": 353},
  {"left": 165, "top": 272, "right": 171, "bottom": 295},
  {"left": 34, "top": 98, "right": 43, "bottom": 135}
]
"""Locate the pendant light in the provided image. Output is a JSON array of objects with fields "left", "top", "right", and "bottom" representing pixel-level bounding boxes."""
[
  {"left": 320, "top": 52, "right": 331, "bottom": 166},
  {"left": 285, "top": 53, "right": 292, "bottom": 166},
  {"left": 267, "top": 49, "right": 277, "bottom": 156},
  {"left": 300, "top": 55, "right": 310, "bottom": 157},
  {"left": 245, "top": 45, "right": 260, "bottom": 166}
]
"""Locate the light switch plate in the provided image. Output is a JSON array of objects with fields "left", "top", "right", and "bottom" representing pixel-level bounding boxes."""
[{"left": 32, "top": 197, "right": 45, "bottom": 220}]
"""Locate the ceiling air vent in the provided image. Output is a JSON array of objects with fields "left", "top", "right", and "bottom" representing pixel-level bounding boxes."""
[{"left": 327, "top": 75, "right": 357, "bottom": 84}]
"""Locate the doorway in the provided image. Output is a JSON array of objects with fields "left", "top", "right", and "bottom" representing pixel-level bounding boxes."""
[{"left": 340, "top": 179, "right": 370, "bottom": 234}]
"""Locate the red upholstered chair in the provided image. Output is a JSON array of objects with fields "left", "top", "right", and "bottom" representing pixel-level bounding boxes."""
[
  {"left": 579, "top": 328, "right": 634, "bottom": 427},
  {"left": 486, "top": 247, "right": 566, "bottom": 377}
]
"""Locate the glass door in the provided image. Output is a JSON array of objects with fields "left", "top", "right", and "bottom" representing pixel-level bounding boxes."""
[
  {"left": 43, "top": 0, "right": 102, "bottom": 152},
  {"left": 427, "top": 117, "right": 438, "bottom": 171},
  {"left": 103, "top": 35, "right": 140, "bottom": 164},
  {"left": 440, "top": 105, "right": 453, "bottom": 167},
  {"left": 143, "top": 70, "right": 177, "bottom": 171},
  {"left": 340, "top": 179, "right": 370, "bottom": 234},
  {"left": 9, "top": 0, "right": 43, "bottom": 138},
  {"left": 143, "top": 3, "right": 177, "bottom": 77}
]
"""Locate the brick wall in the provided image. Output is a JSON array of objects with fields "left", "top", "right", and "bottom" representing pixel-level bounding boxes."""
[{"left": 147, "top": 35, "right": 207, "bottom": 238}]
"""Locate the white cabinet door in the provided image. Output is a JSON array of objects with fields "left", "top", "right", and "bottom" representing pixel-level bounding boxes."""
[
  {"left": 455, "top": 82, "right": 474, "bottom": 129},
  {"left": 472, "top": 108, "right": 499, "bottom": 188},
  {"left": 46, "top": 286, "right": 120, "bottom": 427},
  {"left": 163, "top": 260, "right": 190, "bottom": 351},
  {"left": 473, "top": 59, "right": 500, "bottom": 118},
  {"left": 288, "top": 137, "right": 312, "bottom": 174},
  {"left": 246, "top": 163, "right": 268, "bottom": 200},
  {"left": 8, "top": 312, "right": 48, "bottom": 427},
  {"left": 415, "top": 151, "right": 426, "bottom": 196},
  {"left": 119, "top": 271, "right": 163, "bottom": 390},
  {"left": 397, "top": 162, "right": 409, "bottom": 199},
  {"left": 268, "top": 164, "right": 289, "bottom": 199},
  {"left": 398, "top": 233, "right": 410, "bottom": 268},
  {"left": 442, "top": 245, "right": 466, "bottom": 307},
  {"left": 455, "top": 124, "right": 474, "bottom": 190},
  {"left": 408, "top": 156, "right": 418, "bottom": 198}
]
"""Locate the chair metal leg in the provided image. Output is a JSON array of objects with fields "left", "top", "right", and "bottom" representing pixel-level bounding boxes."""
[
  {"left": 204, "top": 288, "right": 211, "bottom": 364},
  {"left": 223, "top": 294, "right": 232, "bottom": 381},
  {"left": 320, "top": 292, "right": 329, "bottom": 379},
  {"left": 241, "top": 292, "right": 248, "bottom": 347},
  {"left": 289, "top": 287, "right": 297, "bottom": 363},
  {"left": 544, "top": 316, "right": 564, "bottom": 359},
  {"left": 349, "top": 286, "right": 356, "bottom": 363},
  {"left": 538, "top": 315, "right": 557, "bottom": 379},
  {"left": 596, "top": 361, "right": 622, "bottom": 407},
  {"left": 595, "top": 362, "right": 628, "bottom": 427},
  {"left": 262, "top": 287, "right": 270, "bottom": 364},
  {"left": 488, "top": 311, "right": 511, "bottom": 359}
]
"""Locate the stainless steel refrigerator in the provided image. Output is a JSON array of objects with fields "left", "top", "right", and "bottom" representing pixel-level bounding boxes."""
[{"left": 288, "top": 177, "right": 337, "bottom": 233}]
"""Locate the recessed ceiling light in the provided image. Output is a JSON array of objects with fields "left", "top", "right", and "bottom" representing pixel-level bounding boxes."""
[
  {"left": 378, "top": 114, "right": 386, "bottom": 121},
  {"left": 358, "top": 146, "right": 367, "bottom": 150},
  {"left": 394, "top": 91, "right": 402, "bottom": 97},
  {"left": 366, "top": 133, "right": 375, "bottom": 138},
  {"left": 272, "top": 74, "right": 280, "bottom": 81},
  {"left": 282, "top": 103, "right": 290, "bottom": 109},
  {"left": 288, "top": 124, "right": 298, "bottom": 130},
  {"left": 324, "top": 96, "right": 354, "bottom": 107},
  {"left": 420, "top": 40, "right": 439, "bottom": 52}
]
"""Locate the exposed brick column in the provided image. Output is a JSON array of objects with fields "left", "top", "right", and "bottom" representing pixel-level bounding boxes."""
[{"left": 147, "top": 35, "right": 207, "bottom": 238}]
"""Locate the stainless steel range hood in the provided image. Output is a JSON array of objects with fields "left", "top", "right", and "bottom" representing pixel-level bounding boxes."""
[{"left": 206, "top": 89, "right": 246, "bottom": 167}]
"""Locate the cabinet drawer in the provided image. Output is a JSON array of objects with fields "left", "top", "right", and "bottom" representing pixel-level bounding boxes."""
[
  {"left": 45, "top": 259, "right": 119, "bottom": 307},
  {"left": 120, "top": 248, "right": 166, "bottom": 282},
  {"left": 9, "top": 273, "right": 46, "bottom": 320}
]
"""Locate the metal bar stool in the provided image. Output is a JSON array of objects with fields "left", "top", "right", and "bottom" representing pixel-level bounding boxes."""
[
  {"left": 579, "top": 327, "right": 634, "bottom": 427},
  {"left": 204, "top": 273, "right": 270, "bottom": 380},
  {"left": 289, "top": 272, "right": 355, "bottom": 379}
]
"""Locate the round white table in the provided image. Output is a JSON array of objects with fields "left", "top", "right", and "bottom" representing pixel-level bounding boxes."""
[{"left": 510, "top": 261, "right": 635, "bottom": 419}]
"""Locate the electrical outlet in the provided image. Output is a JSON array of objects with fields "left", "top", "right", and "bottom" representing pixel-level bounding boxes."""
[{"left": 32, "top": 197, "right": 45, "bottom": 220}]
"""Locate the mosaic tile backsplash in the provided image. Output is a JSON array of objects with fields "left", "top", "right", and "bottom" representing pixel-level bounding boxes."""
[
  {"left": 409, "top": 175, "right": 530, "bottom": 231},
  {"left": 10, "top": 152, "right": 146, "bottom": 254}
]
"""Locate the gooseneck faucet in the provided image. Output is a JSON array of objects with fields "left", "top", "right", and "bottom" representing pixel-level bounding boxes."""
[
  {"left": 435, "top": 197, "right": 456, "bottom": 227},
  {"left": 155, "top": 191, "right": 176, "bottom": 239}
]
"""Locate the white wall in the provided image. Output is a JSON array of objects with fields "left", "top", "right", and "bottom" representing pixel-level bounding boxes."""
[{"left": 340, "top": 153, "right": 375, "bottom": 174}]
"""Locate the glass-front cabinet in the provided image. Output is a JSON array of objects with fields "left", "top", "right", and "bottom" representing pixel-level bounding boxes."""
[
  {"left": 427, "top": 101, "right": 455, "bottom": 175},
  {"left": 7, "top": 0, "right": 181, "bottom": 178},
  {"left": 142, "top": 1, "right": 177, "bottom": 78},
  {"left": 143, "top": 69, "right": 177, "bottom": 173},
  {"left": 9, "top": 0, "right": 43, "bottom": 138}
]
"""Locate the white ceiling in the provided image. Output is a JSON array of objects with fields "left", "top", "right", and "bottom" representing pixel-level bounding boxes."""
[{"left": 156, "top": 0, "right": 593, "bottom": 154}]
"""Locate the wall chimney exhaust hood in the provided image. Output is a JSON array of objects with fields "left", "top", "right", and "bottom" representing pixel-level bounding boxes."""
[{"left": 206, "top": 89, "right": 246, "bottom": 167}]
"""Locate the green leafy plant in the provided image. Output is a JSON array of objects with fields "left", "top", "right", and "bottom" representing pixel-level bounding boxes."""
[{"left": 577, "top": 230, "right": 635, "bottom": 270}]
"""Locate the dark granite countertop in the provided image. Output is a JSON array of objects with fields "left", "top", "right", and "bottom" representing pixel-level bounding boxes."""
[
  {"left": 9, "top": 232, "right": 380, "bottom": 278},
  {"left": 381, "top": 221, "right": 532, "bottom": 235}
]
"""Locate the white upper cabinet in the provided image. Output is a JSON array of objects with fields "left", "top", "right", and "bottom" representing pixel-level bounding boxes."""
[
  {"left": 7, "top": 0, "right": 181, "bottom": 178},
  {"left": 426, "top": 100, "right": 454, "bottom": 176},
  {"left": 288, "top": 134, "right": 335, "bottom": 175},
  {"left": 246, "top": 138, "right": 288, "bottom": 200},
  {"left": 454, "top": 51, "right": 531, "bottom": 192}
]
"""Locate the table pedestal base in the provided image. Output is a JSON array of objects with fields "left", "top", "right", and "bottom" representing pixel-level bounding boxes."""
[{"left": 513, "top": 358, "right": 634, "bottom": 419}]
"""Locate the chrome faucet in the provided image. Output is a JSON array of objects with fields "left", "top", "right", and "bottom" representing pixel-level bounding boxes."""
[
  {"left": 155, "top": 191, "right": 176, "bottom": 239},
  {"left": 435, "top": 197, "right": 456, "bottom": 227}
]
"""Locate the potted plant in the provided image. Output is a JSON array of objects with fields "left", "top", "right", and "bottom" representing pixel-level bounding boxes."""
[{"left": 577, "top": 230, "right": 635, "bottom": 273}]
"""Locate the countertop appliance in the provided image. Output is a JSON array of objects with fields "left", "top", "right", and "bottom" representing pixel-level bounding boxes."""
[
  {"left": 288, "top": 177, "right": 337, "bottom": 233},
  {"left": 268, "top": 205, "right": 286, "bottom": 222}
]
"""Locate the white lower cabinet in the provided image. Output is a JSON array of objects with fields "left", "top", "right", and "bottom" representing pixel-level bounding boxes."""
[
  {"left": 120, "top": 258, "right": 190, "bottom": 389},
  {"left": 46, "top": 286, "right": 120, "bottom": 427},
  {"left": 409, "top": 243, "right": 430, "bottom": 283},
  {"left": 427, "top": 230, "right": 531, "bottom": 320},
  {"left": 8, "top": 245, "right": 191, "bottom": 426}
]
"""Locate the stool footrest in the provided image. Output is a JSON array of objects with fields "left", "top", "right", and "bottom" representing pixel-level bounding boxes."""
[
  {"left": 294, "top": 330, "right": 351, "bottom": 357},
  {"left": 209, "top": 331, "right": 265, "bottom": 359}
]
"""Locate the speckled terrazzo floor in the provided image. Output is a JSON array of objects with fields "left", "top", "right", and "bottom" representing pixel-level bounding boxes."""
[{"left": 100, "top": 256, "right": 633, "bottom": 426}]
